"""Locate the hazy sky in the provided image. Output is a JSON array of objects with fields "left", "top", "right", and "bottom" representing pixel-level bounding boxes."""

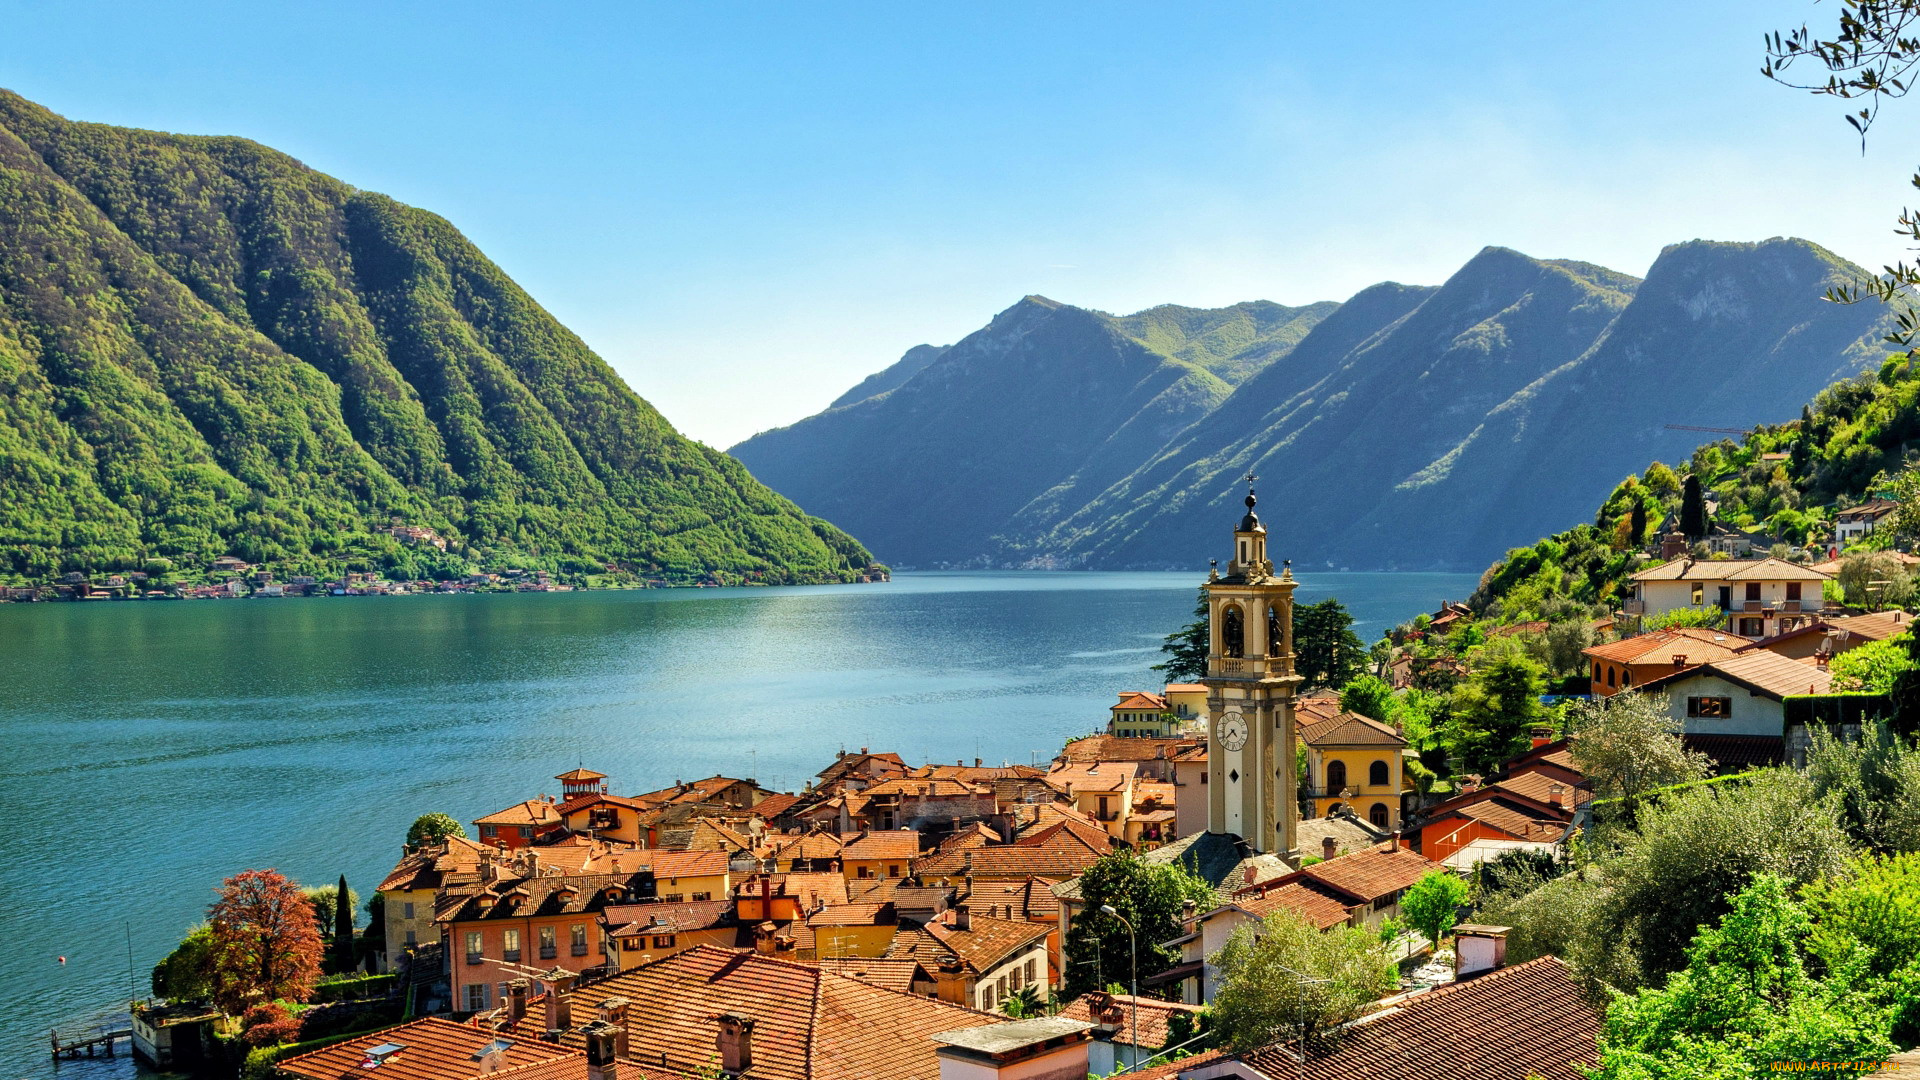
[{"left": 5, "top": 1, "right": 1917, "bottom": 447}]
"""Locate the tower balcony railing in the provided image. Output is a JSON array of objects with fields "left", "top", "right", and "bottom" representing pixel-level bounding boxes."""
[{"left": 1210, "top": 655, "right": 1287, "bottom": 678}]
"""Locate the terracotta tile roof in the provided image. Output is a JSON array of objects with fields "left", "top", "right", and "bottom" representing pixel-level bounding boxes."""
[
  {"left": 1493, "top": 767, "right": 1589, "bottom": 809},
  {"left": 808, "top": 902, "right": 896, "bottom": 927},
  {"left": 1631, "top": 556, "right": 1831, "bottom": 582},
  {"left": 817, "top": 751, "right": 910, "bottom": 784},
  {"left": 1014, "top": 800, "right": 1104, "bottom": 834},
  {"left": 602, "top": 899, "right": 733, "bottom": 937},
  {"left": 1171, "top": 744, "right": 1208, "bottom": 763},
  {"left": 1233, "top": 877, "right": 1358, "bottom": 929},
  {"left": 751, "top": 792, "right": 806, "bottom": 820},
  {"left": 1164, "top": 683, "right": 1207, "bottom": 694},
  {"left": 846, "top": 878, "right": 905, "bottom": 903},
  {"left": 1426, "top": 795, "right": 1568, "bottom": 844},
  {"left": 379, "top": 836, "right": 487, "bottom": 893},
  {"left": 746, "top": 872, "right": 850, "bottom": 911},
  {"left": 1125, "top": 1049, "right": 1227, "bottom": 1079},
  {"left": 961, "top": 877, "right": 1061, "bottom": 922},
  {"left": 554, "top": 768, "right": 607, "bottom": 782},
  {"left": 1046, "top": 761, "right": 1140, "bottom": 793},
  {"left": 1057, "top": 735, "right": 1200, "bottom": 764},
  {"left": 473, "top": 799, "right": 563, "bottom": 828},
  {"left": 437, "top": 872, "right": 653, "bottom": 924},
  {"left": 630, "top": 775, "right": 757, "bottom": 806},
  {"left": 555, "top": 792, "right": 652, "bottom": 818},
  {"left": 1060, "top": 993, "right": 1204, "bottom": 1050},
  {"left": 1014, "top": 818, "right": 1112, "bottom": 854},
  {"left": 582, "top": 848, "right": 729, "bottom": 879},
  {"left": 278, "top": 1017, "right": 577, "bottom": 1080},
  {"left": 1506, "top": 738, "right": 1576, "bottom": 772},
  {"left": 1299, "top": 711, "right": 1408, "bottom": 748},
  {"left": 482, "top": 1058, "right": 587, "bottom": 1080},
  {"left": 1681, "top": 733, "right": 1785, "bottom": 769},
  {"left": 912, "top": 763, "right": 1048, "bottom": 782},
  {"left": 1582, "top": 626, "right": 1743, "bottom": 666},
  {"left": 885, "top": 925, "right": 957, "bottom": 967},
  {"left": 680, "top": 819, "right": 757, "bottom": 855},
  {"left": 1830, "top": 610, "right": 1917, "bottom": 642},
  {"left": 815, "top": 956, "right": 925, "bottom": 993},
  {"left": 1112, "top": 691, "right": 1172, "bottom": 712},
  {"left": 1235, "top": 956, "right": 1599, "bottom": 1079},
  {"left": 768, "top": 831, "right": 848, "bottom": 863},
  {"left": 1635, "top": 649, "right": 1834, "bottom": 700},
  {"left": 1294, "top": 694, "right": 1344, "bottom": 727},
  {"left": 564, "top": 945, "right": 994, "bottom": 1080},
  {"left": 965, "top": 846, "right": 1105, "bottom": 881},
  {"left": 1298, "top": 846, "right": 1439, "bottom": 904},
  {"left": 924, "top": 912, "right": 1052, "bottom": 974},
  {"left": 861, "top": 776, "right": 991, "bottom": 799},
  {"left": 841, "top": 829, "right": 923, "bottom": 862}
]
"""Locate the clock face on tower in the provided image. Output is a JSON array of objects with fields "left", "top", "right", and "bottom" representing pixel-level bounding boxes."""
[{"left": 1216, "top": 710, "right": 1248, "bottom": 751}]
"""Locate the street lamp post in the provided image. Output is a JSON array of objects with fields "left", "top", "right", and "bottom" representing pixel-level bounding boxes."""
[{"left": 1099, "top": 904, "right": 1139, "bottom": 1072}]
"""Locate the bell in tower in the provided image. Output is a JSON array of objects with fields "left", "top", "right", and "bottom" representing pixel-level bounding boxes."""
[{"left": 1200, "top": 473, "right": 1302, "bottom": 861}]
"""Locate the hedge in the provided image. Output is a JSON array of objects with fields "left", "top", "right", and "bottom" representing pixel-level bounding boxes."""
[{"left": 311, "top": 972, "right": 398, "bottom": 1003}]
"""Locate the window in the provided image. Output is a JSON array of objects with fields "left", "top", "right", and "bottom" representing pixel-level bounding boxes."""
[
  {"left": 465, "top": 931, "right": 483, "bottom": 964},
  {"left": 481, "top": 825, "right": 496, "bottom": 839},
  {"left": 518, "top": 826, "right": 533, "bottom": 839},
  {"left": 1739, "top": 618, "right": 1764, "bottom": 637},
  {"left": 1787, "top": 582, "right": 1802, "bottom": 601},
  {"left": 539, "top": 926, "right": 556, "bottom": 959},
  {"left": 1691, "top": 583, "right": 1704, "bottom": 605},
  {"left": 858, "top": 865, "right": 872, "bottom": 878},
  {"left": 691, "top": 891, "right": 710, "bottom": 901},
  {"left": 571, "top": 924, "right": 588, "bottom": 956},
  {"left": 1326, "top": 760, "right": 1347, "bottom": 794},
  {"left": 1369, "top": 802, "right": 1390, "bottom": 828},
  {"left": 465, "top": 983, "right": 489, "bottom": 1011},
  {"left": 1027, "top": 958, "right": 1038, "bottom": 986},
  {"left": 1688, "top": 696, "right": 1733, "bottom": 719},
  {"left": 1606, "top": 666, "right": 1617, "bottom": 687},
  {"left": 1369, "top": 760, "right": 1390, "bottom": 787},
  {"left": 662, "top": 893, "right": 683, "bottom": 903},
  {"left": 502, "top": 929, "right": 521, "bottom": 962},
  {"left": 622, "top": 938, "right": 640, "bottom": 951},
  {"left": 402, "top": 901, "right": 415, "bottom": 921},
  {"left": 653, "top": 935, "right": 675, "bottom": 949},
  {"left": 1745, "top": 582, "right": 1762, "bottom": 603},
  {"left": 404, "top": 929, "right": 417, "bottom": 946}
]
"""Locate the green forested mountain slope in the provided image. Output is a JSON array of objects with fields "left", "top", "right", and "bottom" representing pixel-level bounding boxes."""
[
  {"left": 728, "top": 294, "right": 1337, "bottom": 565},
  {"left": 0, "top": 90, "right": 870, "bottom": 584},
  {"left": 741, "top": 239, "right": 1895, "bottom": 573}
]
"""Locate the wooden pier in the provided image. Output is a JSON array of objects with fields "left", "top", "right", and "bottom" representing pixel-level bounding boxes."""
[{"left": 50, "top": 1026, "right": 132, "bottom": 1060}]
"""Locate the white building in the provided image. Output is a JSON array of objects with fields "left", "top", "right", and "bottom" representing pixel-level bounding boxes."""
[
  {"left": 1626, "top": 557, "right": 1831, "bottom": 639},
  {"left": 1633, "top": 650, "right": 1834, "bottom": 739}
]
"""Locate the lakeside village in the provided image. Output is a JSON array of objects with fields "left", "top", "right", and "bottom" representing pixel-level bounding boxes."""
[
  {"left": 0, "top": 525, "right": 892, "bottom": 601},
  {"left": 106, "top": 489, "right": 1920, "bottom": 1080}
]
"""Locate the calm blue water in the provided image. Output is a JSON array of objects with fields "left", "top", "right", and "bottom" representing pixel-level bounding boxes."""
[{"left": 0, "top": 569, "right": 1475, "bottom": 1078}]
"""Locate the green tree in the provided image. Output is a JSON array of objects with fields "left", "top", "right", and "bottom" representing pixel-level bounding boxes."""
[
  {"left": 1567, "top": 693, "right": 1709, "bottom": 811},
  {"left": 1061, "top": 851, "right": 1217, "bottom": 996},
  {"left": 331, "top": 874, "right": 355, "bottom": 974},
  {"left": 303, "top": 882, "right": 359, "bottom": 945},
  {"left": 1829, "top": 632, "right": 1918, "bottom": 693},
  {"left": 1837, "top": 551, "right": 1917, "bottom": 607},
  {"left": 1208, "top": 909, "right": 1397, "bottom": 1052},
  {"left": 1446, "top": 649, "right": 1544, "bottom": 775},
  {"left": 1400, "top": 871, "right": 1469, "bottom": 948},
  {"left": 1154, "top": 588, "right": 1209, "bottom": 683},
  {"left": 1000, "top": 985, "right": 1044, "bottom": 1018},
  {"left": 1337, "top": 675, "right": 1393, "bottom": 723},
  {"left": 1628, "top": 497, "right": 1648, "bottom": 550},
  {"left": 1679, "top": 474, "right": 1709, "bottom": 540},
  {"left": 1593, "top": 876, "right": 1896, "bottom": 1078},
  {"left": 151, "top": 924, "right": 217, "bottom": 1001},
  {"left": 1644, "top": 462, "right": 1682, "bottom": 499},
  {"left": 405, "top": 812, "right": 464, "bottom": 849},
  {"left": 1295, "top": 598, "right": 1365, "bottom": 691},
  {"left": 1806, "top": 720, "right": 1920, "bottom": 853}
]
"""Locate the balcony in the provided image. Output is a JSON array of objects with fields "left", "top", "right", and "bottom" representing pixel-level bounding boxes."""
[
  {"left": 466, "top": 952, "right": 484, "bottom": 966},
  {"left": 1209, "top": 655, "right": 1288, "bottom": 679},
  {"left": 539, "top": 946, "right": 557, "bottom": 960},
  {"left": 1622, "top": 600, "right": 1645, "bottom": 615},
  {"left": 503, "top": 949, "right": 521, "bottom": 963},
  {"left": 572, "top": 943, "right": 589, "bottom": 957}
]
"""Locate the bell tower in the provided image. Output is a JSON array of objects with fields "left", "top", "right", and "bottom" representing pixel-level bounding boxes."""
[{"left": 1202, "top": 474, "right": 1302, "bottom": 860}]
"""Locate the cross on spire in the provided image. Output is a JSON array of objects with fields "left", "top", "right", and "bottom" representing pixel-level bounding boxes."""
[{"left": 1243, "top": 471, "right": 1259, "bottom": 488}]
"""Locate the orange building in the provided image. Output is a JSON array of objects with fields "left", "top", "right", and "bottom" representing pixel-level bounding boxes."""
[
  {"left": 1582, "top": 626, "right": 1743, "bottom": 697},
  {"left": 438, "top": 870, "right": 654, "bottom": 1014},
  {"left": 472, "top": 798, "right": 563, "bottom": 849}
]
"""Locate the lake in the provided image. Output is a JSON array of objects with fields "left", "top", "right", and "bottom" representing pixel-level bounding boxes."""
[{"left": 0, "top": 569, "right": 1477, "bottom": 1078}]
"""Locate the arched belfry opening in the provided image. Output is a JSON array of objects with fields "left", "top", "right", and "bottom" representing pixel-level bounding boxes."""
[{"left": 1222, "top": 604, "right": 1244, "bottom": 658}]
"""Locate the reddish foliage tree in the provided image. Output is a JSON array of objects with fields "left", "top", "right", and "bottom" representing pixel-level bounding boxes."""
[
  {"left": 208, "top": 868, "right": 323, "bottom": 1016},
  {"left": 239, "top": 1002, "right": 302, "bottom": 1047}
]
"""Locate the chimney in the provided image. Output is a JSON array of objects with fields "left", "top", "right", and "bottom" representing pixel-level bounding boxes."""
[
  {"left": 753, "top": 921, "right": 778, "bottom": 956},
  {"left": 583, "top": 1020, "right": 622, "bottom": 1080},
  {"left": 1816, "top": 652, "right": 1831, "bottom": 669},
  {"left": 859, "top": 746, "right": 868, "bottom": 755},
  {"left": 507, "top": 979, "right": 528, "bottom": 1025},
  {"left": 1242, "top": 863, "right": 1257, "bottom": 887},
  {"left": 1322, "top": 835, "right": 1337, "bottom": 862},
  {"left": 975, "top": 757, "right": 983, "bottom": 767},
  {"left": 952, "top": 904, "right": 972, "bottom": 932},
  {"left": 1548, "top": 784, "right": 1566, "bottom": 810},
  {"left": 1672, "top": 654, "right": 1687, "bottom": 668},
  {"left": 1454, "top": 924, "right": 1511, "bottom": 978},
  {"left": 598, "top": 997, "right": 632, "bottom": 1059},
  {"left": 544, "top": 972, "right": 577, "bottom": 1035},
  {"left": 717, "top": 1013, "right": 755, "bottom": 1075},
  {"left": 932, "top": 1018, "right": 1095, "bottom": 1077}
]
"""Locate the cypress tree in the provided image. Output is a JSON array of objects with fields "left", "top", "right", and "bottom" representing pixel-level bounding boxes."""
[
  {"left": 1680, "top": 475, "right": 1709, "bottom": 540},
  {"left": 333, "top": 873, "right": 355, "bottom": 974},
  {"left": 1630, "top": 498, "right": 1648, "bottom": 549}
]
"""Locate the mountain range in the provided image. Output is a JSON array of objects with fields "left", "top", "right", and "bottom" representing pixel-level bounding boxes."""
[
  {"left": 731, "top": 239, "right": 1898, "bottom": 572},
  {"left": 0, "top": 90, "right": 870, "bottom": 584}
]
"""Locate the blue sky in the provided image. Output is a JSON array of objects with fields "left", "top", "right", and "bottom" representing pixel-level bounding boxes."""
[{"left": 4, "top": 1, "right": 1916, "bottom": 447}]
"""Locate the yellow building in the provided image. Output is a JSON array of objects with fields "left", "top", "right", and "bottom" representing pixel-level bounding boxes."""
[
  {"left": 1046, "top": 761, "right": 1139, "bottom": 838},
  {"left": 601, "top": 900, "right": 737, "bottom": 970},
  {"left": 806, "top": 903, "right": 899, "bottom": 959},
  {"left": 839, "top": 830, "right": 920, "bottom": 881},
  {"left": 1298, "top": 711, "right": 1412, "bottom": 831},
  {"left": 1164, "top": 683, "right": 1208, "bottom": 724},
  {"left": 374, "top": 835, "right": 486, "bottom": 972},
  {"left": 1108, "top": 692, "right": 1177, "bottom": 737}
]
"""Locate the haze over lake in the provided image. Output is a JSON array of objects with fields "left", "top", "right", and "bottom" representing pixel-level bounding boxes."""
[{"left": 0, "top": 569, "right": 1475, "bottom": 1078}]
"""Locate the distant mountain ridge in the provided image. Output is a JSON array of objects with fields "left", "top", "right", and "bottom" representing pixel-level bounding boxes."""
[
  {"left": 0, "top": 89, "right": 871, "bottom": 583},
  {"left": 731, "top": 238, "right": 1897, "bottom": 572}
]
